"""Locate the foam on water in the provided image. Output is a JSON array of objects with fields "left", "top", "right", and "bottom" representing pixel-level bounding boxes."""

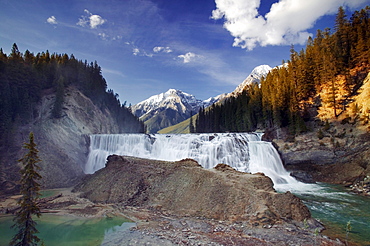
[{"left": 85, "top": 133, "right": 303, "bottom": 191}]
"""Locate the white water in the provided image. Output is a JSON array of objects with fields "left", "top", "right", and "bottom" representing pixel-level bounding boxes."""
[{"left": 85, "top": 133, "right": 314, "bottom": 191}]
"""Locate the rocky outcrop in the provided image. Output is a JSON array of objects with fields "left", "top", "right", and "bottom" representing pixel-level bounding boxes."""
[
  {"left": 271, "top": 122, "right": 370, "bottom": 189},
  {"left": 1, "top": 87, "right": 129, "bottom": 193},
  {"left": 75, "top": 155, "right": 311, "bottom": 225}
]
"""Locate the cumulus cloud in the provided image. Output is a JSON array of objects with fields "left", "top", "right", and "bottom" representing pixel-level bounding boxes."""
[
  {"left": 47, "top": 16, "right": 58, "bottom": 25},
  {"left": 77, "top": 9, "right": 106, "bottom": 29},
  {"left": 211, "top": 0, "right": 366, "bottom": 50},
  {"left": 153, "top": 46, "right": 172, "bottom": 53},
  {"left": 178, "top": 52, "right": 202, "bottom": 63}
]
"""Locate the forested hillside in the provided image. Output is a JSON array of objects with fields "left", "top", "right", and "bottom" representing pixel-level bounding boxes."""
[
  {"left": 0, "top": 44, "right": 144, "bottom": 147},
  {"left": 0, "top": 45, "right": 145, "bottom": 192},
  {"left": 195, "top": 6, "right": 370, "bottom": 134}
]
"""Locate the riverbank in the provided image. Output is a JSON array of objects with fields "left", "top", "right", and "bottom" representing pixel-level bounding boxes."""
[
  {"left": 266, "top": 121, "right": 370, "bottom": 196},
  {"left": 0, "top": 187, "right": 345, "bottom": 245},
  {"left": 0, "top": 188, "right": 121, "bottom": 218}
]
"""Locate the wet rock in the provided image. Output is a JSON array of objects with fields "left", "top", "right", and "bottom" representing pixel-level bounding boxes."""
[
  {"left": 290, "top": 171, "right": 315, "bottom": 184},
  {"left": 351, "top": 176, "right": 370, "bottom": 196}
]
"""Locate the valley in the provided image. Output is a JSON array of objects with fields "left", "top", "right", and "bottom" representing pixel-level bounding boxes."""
[{"left": 1, "top": 4, "right": 370, "bottom": 246}]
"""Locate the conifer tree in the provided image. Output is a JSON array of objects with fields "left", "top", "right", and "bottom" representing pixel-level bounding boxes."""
[{"left": 10, "top": 132, "right": 42, "bottom": 246}]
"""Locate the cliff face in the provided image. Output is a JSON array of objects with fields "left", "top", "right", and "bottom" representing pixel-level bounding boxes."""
[
  {"left": 270, "top": 121, "right": 370, "bottom": 189},
  {"left": 75, "top": 155, "right": 311, "bottom": 224},
  {"left": 267, "top": 73, "right": 370, "bottom": 189},
  {"left": 1, "top": 87, "right": 130, "bottom": 194}
]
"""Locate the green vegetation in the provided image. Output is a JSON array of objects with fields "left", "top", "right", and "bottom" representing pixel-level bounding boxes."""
[
  {"left": 158, "top": 117, "right": 191, "bottom": 134},
  {"left": 10, "top": 132, "right": 42, "bottom": 246},
  {"left": 0, "top": 45, "right": 144, "bottom": 147},
  {"left": 195, "top": 6, "right": 370, "bottom": 134}
]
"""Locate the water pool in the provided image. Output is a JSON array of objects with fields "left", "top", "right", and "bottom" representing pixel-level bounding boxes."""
[{"left": 0, "top": 214, "right": 134, "bottom": 246}]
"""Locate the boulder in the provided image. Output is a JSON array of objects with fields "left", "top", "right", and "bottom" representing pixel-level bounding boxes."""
[{"left": 75, "top": 155, "right": 311, "bottom": 225}]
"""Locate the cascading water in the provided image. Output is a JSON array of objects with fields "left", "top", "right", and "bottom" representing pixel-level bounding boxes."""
[
  {"left": 85, "top": 132, "right": 300, "bottom": 190},
  {"left": 85, "top": 133, "right": 370, "bottom": 244}
]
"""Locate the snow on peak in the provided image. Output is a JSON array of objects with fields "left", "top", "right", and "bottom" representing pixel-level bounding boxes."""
[
  {"left": 232, "top": 64, "right": 272, "bottom": 95},
  {"left": 132, "top": 89, "right": 204, "bottom": 118},
  {"left": 131, "top": 65, "right": 275, "bottom": 122},
  {"left": 203, "top": 93, "right": 228, "bottom": 108},
  {"left": 164, "top": 88, "right": 178, "bottom": 95},
  {"left": 250, "top": 65, "right": 272, "bottom": 79}
]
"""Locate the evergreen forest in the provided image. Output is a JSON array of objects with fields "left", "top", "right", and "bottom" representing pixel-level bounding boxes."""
[
  {"left": 0, "top": 44, "right": 144, "bottom": 147},
  {"left": 195, "top": 6, "right": 370, "bottom": 134}
]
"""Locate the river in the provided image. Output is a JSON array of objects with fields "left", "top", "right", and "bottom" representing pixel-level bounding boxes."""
[
  {"left": 0, "top": 214, "right": 134, "bottom": 246},
  {"left": 85, "top": 133, "right": 370, "bottom": 245}
]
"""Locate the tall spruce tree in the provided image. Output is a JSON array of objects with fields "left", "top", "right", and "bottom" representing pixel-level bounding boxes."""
[{"left": 10, "top": 132, "right": 42, "bottom": 246}]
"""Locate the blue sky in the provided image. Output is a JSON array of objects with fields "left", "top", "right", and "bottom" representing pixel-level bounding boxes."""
[{"left": 0, "top": 0, "right": 368, "bottom": 105}]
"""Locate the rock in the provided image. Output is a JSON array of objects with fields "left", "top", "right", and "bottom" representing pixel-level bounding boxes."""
[
  {"left": 272, "top": 124, "right": 370, "bottom": 185},
  {"left": 290, "top": 171, "right": 315, "bottom": 184},
  {"left": 0, "top": 87, "right": 140, "bottom": 194},
  {"left": 75, "top": 155, "right": 311, "bottom": 225}
]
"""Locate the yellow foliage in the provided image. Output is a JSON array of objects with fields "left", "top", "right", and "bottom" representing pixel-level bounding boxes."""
[
  {"left": 349, "top": 72, "right": 370, "bottom": 122},
  {"left": 317, "top": 75, "right": 350, "bottom": 120}
]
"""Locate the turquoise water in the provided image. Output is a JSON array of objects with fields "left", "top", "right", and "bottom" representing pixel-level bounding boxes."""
[
  {"left": 2, "top": 186, "right": 368, "bottom": 245},
  {"left": 0, "top": 214, "right": 134, "bottom": 246},
  {"left": 291, "top": 183, "right": 370, "bottom": 245}
]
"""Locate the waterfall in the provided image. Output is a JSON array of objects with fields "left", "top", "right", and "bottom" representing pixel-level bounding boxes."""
[
  {"left": 248, "top": 141, "right": 300, "bottom": 186},
  {"left": 85, "top": 133, "right": 300, "bottom": 190}
]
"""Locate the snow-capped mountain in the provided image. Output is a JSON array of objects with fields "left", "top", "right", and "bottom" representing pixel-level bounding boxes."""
[
  {"left": 131, "top": 89, "right": 226, "bottom": 133},
  {"left": 133, "top": 89, "right": 200, "bottom": 118},
  {"left": 231, "top": 64, "right": 272, "bottom": 95},
  {"left": 131, "top": 65, "right": 272, "bottom": 133},
  {"left": 202, "top": 93, "right": 228, "bottom": 108}
]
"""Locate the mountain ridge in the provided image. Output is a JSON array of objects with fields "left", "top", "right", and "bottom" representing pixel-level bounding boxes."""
[
  {"left": 131, "top": 88, "right": 227, "bottom": 133},
  {"left": 133, "top": 65, "right": 272, "bottom": 133},
  {"left": 229, "top": 64, "right": 272, "bottom": 96}
]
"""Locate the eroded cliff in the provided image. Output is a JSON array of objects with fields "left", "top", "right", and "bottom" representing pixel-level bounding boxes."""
[{"left": 1, "top": 87, "right": 137, "bottom": 194}]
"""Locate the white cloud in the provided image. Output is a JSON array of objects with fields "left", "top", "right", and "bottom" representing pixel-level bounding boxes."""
[
  {"left": 153, "top": 46, "right": 172, "bottom": 53},
  {"left": 132, "top": 47, "right": 153, "bottom": 57},
  {"left": 98, "top": 32, "right": 108, "bottom": 40},
  {"left": 133, "top": 48, "right": 140, "bottom": 56},
  {"left": 47, "top": 16, "right": 58, "bottom": 25},
  {"left": 178, "top": 52, "right": 203, "bottom": 63},
  {"left": 90, "top": 14, "right": 106, "bottom": 29},
  {"left": 77, "top": 9, "right": 106, "bottom": 29},
  {"left": 211, "top": 0, "right": 367, "bottom": 50}
]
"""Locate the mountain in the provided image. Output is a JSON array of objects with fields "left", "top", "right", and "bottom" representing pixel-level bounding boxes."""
[
  {"left": 131, "top": 89, "right": 227, "bottom": 133},
  {"left": 133, "top": 65, "right": 271, "bottom": 134},
  {"left": 229, "top": 64, "right": 272, "bottom": 96},
  {"left": 158, "top": 65, "right": 273, "bottom": 134}
]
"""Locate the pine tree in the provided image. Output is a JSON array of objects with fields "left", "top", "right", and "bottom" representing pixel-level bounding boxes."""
[{"left": 10, "top": 132, "right": 42, "bottom": 246}]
